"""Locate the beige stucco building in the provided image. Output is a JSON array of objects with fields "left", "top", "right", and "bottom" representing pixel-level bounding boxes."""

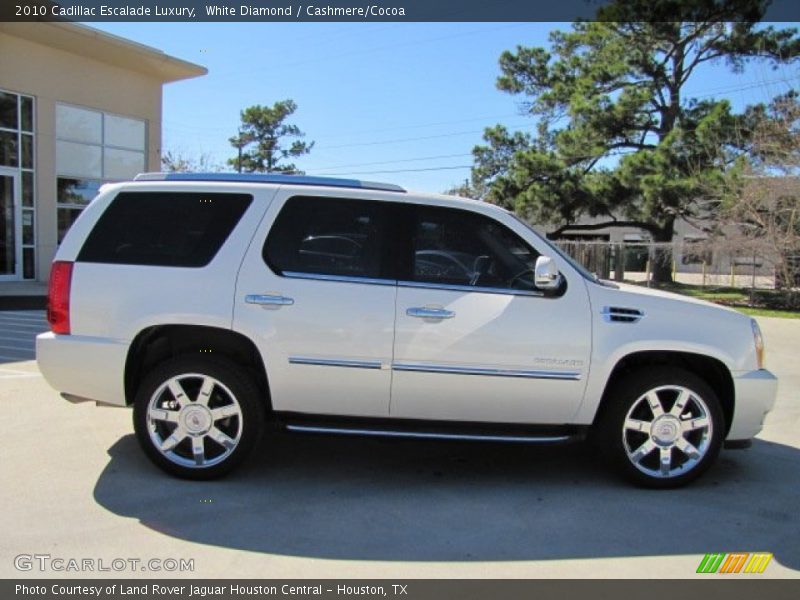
[{"left": 0, "top": 22, "right": 205, "bottom": 284}]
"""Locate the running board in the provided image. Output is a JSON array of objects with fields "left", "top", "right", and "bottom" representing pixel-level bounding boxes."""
[
  {"left": 285, "top": 424, "right": 574, "bottom": 443},
  {"left": 277, "top": 414, "right": 584, "bottom": 444}
]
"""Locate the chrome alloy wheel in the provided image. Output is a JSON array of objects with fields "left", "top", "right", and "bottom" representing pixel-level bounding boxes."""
[
  {"left": 146, "top": 373, "right": 243, "bottom": 469},
  {"left": 622, "top": 385, "right": 713, "bottom": 479}
]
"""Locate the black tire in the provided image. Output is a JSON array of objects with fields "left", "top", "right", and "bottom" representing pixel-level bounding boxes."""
[
  {"left": 133, "top": 355, "right": 265, "bottom": 480},
  {"left": 594, "top": 366, "right": 724, "bottom": 488}
]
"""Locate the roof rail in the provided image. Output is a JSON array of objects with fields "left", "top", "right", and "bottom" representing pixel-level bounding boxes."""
[{"left": 133, "top": 172, "right": 406, "bottom": 193}]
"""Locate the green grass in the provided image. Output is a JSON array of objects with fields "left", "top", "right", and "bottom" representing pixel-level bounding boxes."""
[
  {"left": 628, "top": 281, "right": 800, "bottom": 319},
  {"left": 735, "top": 306, "right": 800, "bottom": 319},
  {"left": 684, "top": 290, "right": 748, "bottom": 302}
]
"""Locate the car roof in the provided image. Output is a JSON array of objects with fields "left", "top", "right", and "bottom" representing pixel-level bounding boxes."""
[
  {"left": 128, "top": 172, "right": 507, "bottom": 216},
  {"left": 133, "top": 172, "right": 406, "bottom": 193}
]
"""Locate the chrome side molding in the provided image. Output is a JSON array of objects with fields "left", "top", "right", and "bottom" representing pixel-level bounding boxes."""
[
  {"left": 282, "top": 271, "right": 397, "bottom": 287},
  {"left": 274, "top": 270, "right": 546, "bottom": 297},
  {"left": 392, "top": 362, "right": 581, "bottom": 380},
  {"left": 288, "top": 357, "right": 581, "bottom": 381},
  {"left": 288, "top": 357, "right": 383, "bottom": 370},
  {"left": 398, "top": 279, "right": 544, "bottom": 297}
]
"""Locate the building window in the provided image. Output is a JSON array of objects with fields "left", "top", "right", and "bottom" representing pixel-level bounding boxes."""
[
  {"left": 0, "top": 89, "right": 35, "bottom": 280},
  {"left": 55, "top": 103, "right": 146, "bottom": 242},
  {"left": 56, "top": 104, "right": 145, "bottom": 178},
  {"left": 56, "top": 178, "right": 103, "bottom": 244},
  {"left": 56, "top": 104, "right": 147, "bottom": 244}
]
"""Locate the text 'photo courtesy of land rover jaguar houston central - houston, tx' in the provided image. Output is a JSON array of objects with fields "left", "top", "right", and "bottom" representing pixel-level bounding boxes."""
[{"left": 36, "top": 172, "right": 778, "bottom": 488}]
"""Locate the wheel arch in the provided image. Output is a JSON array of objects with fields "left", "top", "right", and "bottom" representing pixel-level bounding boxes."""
[
  {"left": 592, "top": 350, "right": 735, "bottom": 435},
  {"left": 124, "top": 324, "right": 270, "bottom": 410}
]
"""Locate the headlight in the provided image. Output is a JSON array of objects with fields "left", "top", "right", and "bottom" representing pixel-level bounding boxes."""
[{"left": 752, "top": 319, "right": 765, "bottom": 369}]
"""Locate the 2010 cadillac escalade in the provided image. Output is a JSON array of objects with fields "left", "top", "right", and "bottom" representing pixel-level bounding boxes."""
[{"left": 36, "top": 172, "right": 778, "bottom": 487}]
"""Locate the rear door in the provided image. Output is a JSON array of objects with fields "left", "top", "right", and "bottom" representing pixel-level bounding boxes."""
[{"left": 234, "top": 191, "right": 399, "bottom": 417}]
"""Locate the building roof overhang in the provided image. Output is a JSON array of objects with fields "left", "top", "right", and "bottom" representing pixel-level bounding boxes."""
[{"left": 0, "top": 21, "right": 207, "bottom": 83}]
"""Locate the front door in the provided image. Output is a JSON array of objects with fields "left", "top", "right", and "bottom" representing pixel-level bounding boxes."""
[
  {"left": 0, "top": 168, "right": 20, "bottom": 281},
  {"left": 390, "top": 204, "right": 592, "bottom": 424}
]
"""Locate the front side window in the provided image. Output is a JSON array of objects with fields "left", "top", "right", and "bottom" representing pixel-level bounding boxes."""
[
  {"left": 409, "top": 206, "right": 540, "bottom": 291},
  {"left": 263, "top": 196, "right": 394, "bottom": 280}
]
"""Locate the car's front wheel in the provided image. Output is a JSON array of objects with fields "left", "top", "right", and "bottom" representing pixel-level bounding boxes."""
[
  {"left": 596, "top": 367, "right": 724, "bottom": 488},
  {"left": 133, "top": 356, "right": 264, "bottom": 479}
]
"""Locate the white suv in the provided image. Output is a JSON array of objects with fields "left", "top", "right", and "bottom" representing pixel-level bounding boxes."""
[{"left": 36, "top": 173, "right": 778, "bottom": 487}]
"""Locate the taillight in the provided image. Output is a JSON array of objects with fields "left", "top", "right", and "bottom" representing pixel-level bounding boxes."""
[{"left": 47, "top": 261, "right": 73, "bottom": 335}]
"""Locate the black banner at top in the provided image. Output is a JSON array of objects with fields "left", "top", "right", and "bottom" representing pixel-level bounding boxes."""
[{"left": 2, "top": 0, "right": 800, "bottom": 22}]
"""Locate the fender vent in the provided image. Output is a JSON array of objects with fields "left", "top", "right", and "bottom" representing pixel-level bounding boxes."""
[{"left": 602, "top": 306, "right": 644, "bottom": 323}]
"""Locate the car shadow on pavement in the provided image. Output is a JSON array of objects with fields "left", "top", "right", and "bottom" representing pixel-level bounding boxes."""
[{"left": 93, "top": 432, "right": 800, "bottom": 570}]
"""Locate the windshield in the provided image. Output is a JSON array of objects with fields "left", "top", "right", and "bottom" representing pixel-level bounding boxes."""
[{"left": 510, "top": 214, "right": 600, "bottom": 283}]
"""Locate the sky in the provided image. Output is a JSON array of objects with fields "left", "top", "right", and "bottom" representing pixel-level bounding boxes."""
[{"left": 89, "top": 21, "right": 800, "bottom": 194}]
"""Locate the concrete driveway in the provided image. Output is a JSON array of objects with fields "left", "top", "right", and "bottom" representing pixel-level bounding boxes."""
[{"left": 0, "top": 316, "right": 798, "bottom": 578}]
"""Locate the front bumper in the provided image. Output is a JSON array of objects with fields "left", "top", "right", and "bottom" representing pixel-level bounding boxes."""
[
  {"left": 727, "top": 369, "right": 779, "bottom": 441},
  {"left": 36, "top": 332, "right": 129, "bottom": 407}
]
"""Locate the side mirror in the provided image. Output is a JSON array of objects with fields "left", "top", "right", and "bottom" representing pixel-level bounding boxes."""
[{"left": 534, "top": 255, "right": 562, "bottom": 291}]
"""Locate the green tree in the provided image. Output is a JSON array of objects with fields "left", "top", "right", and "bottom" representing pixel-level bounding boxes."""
[
  {"left": 443, "top": 177, "right": 488, "bottom": 198},
  {"left": 722, "top": 92, "right": 800, "bottom": 303},
  {"left": 228, "top": 100, "right": 314, "bottom": 174},
  {"left": 473, "top": 0, "right": 799, "bottom": 282},
  {"left": 161, "top": 149, "right": 221, "bottom": 172}
]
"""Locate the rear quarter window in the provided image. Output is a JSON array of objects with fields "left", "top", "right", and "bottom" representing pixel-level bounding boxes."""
[{"left": 77, "top": 191, "right": 252, "bottom": 267}]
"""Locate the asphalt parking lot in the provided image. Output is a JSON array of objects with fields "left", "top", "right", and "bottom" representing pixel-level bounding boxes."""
[
  {"left": 0, "top": 311, "right": 47, "bottom": 363},
  {"left": 0, "top": 313, "right": 798, "bottom": 578}
]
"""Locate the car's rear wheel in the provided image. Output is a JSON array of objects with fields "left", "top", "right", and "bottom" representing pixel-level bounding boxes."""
[
  {"left": 596, "top": 366, "right": 724, "bottom": 488},
  {"left": 133, "top": 356, "right": 264, "bottom": 479}
]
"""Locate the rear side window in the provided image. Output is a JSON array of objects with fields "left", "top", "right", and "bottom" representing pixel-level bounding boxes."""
[
  {"left": 77, "top": 192, "right": 252, "bottom": 267},
  {"left": 263, "top": 196, "right": 395, "bottom": 280}
]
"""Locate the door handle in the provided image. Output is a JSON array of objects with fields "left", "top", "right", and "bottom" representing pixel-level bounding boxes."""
[
  {"left": 245, "top": 294, "right": 294, "bottom": 306},
  {"left": 406, "top": 307, "right": 455, "bottom": 319}
]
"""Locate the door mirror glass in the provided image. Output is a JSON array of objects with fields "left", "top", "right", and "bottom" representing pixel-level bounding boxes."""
[{"left": 534, "top": 255, "right": 562, "bottom": 291}]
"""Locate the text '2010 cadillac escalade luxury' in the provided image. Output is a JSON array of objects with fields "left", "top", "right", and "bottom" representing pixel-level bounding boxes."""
[{"left": 36, "top": 172, "right": 778, "bottom": 487}]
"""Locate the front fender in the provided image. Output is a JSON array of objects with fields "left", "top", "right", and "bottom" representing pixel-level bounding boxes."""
[{"left": 572, "top": 338, "right": 738, "bottom": 425}]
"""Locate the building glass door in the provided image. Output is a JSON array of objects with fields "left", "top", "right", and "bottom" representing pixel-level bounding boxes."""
[{"left": 0, "top": 168, "right": 21, "bottom": 280}]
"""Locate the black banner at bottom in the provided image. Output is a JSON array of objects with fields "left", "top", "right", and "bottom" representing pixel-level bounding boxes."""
[{"left": 5, "top": 580, "right": 800, "bottom": 600}]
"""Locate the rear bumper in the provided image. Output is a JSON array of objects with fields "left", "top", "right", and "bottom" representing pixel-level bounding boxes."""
[
  {"left": 727, "top": 369, "right": 778, "bottom": 441},
  {"left": 36, "top": 332, "right": 129, "bottom": 407}
]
